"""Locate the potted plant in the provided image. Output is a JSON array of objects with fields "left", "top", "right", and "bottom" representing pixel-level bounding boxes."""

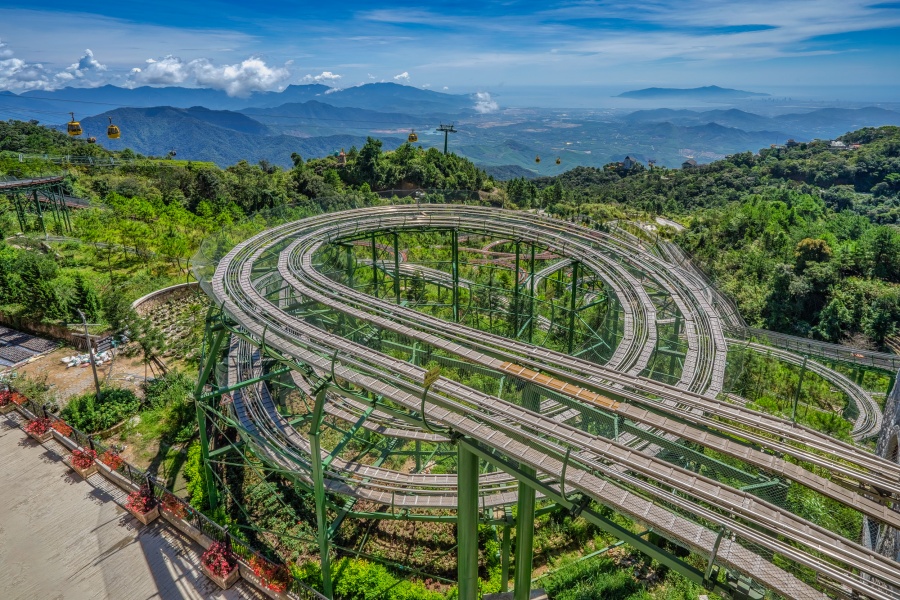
[
  {"left": 51, "top": 420, "right": 73, "bottom": 437},
  {"left": 161, "top": 492, "right": 188, "bottom": 519},
  {"left": 99, "top": 449, "right": 124, "bottom": 471},
  {"left": 124, "top": 484, "right": 160, "bottom": 525},
  {"left": 0, "top": 390, "right": 15, "bottom": 414},
  {"left": 200, "top": 541, "right": 240, "bottom": 589},
  {"left": 69, "top": 448, "right": 98, "bottom": 479},
  {"left": 24, "top": 417, "right": 52, "bottom": 443},
  {"left": 10, "top": 391, "right": 27, "bottom": 407},
  {"left": 249, "top": 555, "right": 290, "bottom": 594}
]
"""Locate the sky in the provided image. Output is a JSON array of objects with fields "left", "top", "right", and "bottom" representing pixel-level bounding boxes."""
[{"left": 1, "top": 1, "right": 900, "bottom": 101}]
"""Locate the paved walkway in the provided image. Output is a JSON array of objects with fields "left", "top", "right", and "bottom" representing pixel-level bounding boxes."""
[{"left": 0, "top": 413, "right": 266, "bottom": 600}]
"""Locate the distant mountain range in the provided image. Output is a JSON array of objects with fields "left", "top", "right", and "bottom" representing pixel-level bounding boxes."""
[
  {"left": 623, "top": 106, "right": 900, "bottom": 139},
  {"left": 80, "top": 106, "right": 403, "bottom": 167},
  {"left": 617, "top": 86, "right": 769, "bottom": 100},
  {"left": 0, "top": 82, "right": 476, "bottom": 122}
]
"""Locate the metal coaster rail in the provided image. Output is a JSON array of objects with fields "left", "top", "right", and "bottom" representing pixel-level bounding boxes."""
[{"left": 200, "top": 204, "right": 900, "bottom": 600}]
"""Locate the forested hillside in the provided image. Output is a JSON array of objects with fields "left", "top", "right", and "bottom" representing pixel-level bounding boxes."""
[
  {"left": 508, "top": 126, "right": 900, "bottom": 348},
  {"left": 0, "top": 120, "right": 493, "bottom": 326}
]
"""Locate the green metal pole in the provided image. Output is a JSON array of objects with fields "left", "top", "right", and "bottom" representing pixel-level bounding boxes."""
[
  {"left": 669, "top": 314, "right": 682, "bottom": 379},
  {"left": 567, "top": 262, "right": 580, "bottom": 354},
  {"left": 346, "top": 244, "right": 354, "bottom": 288},
  {"left": 501, "top": 522, "right": 512, "bottom": 592},
  {"left": 311, "top": 388, "right": 334, "bottom": 598},
  {"left": 513, "top": 477, "right": 536, "bottom": 600},
  {"left": 457, "top": 443, "right": 479, "bottom": 600},
  {"left": 513, "top": 240, "right": 521, "bottom": 338},
  {"left": 528, "top": 243, "right": 536, "bottom": 343},
  {"left": 371, "top": 233, "right": 379, "bottom": 298},
  {"left": 452, "top": 229, "right": 460, "bottom": 323},
  {"left": 32, "top": 190, "right": 46, "bottom": 237},
  {"left": 393, "top": 231, "right": 401, "bottom": 304},
  {"left": 791, "top": 356, "right": 808, "bottom": 423},
  {"left": 194, "top": 327, "right": 227, "bottom": 511}
]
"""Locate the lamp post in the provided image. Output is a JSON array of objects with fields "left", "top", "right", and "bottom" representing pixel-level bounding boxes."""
[{"left": 77, "top": 309, "right": 102, "bottom": 402}]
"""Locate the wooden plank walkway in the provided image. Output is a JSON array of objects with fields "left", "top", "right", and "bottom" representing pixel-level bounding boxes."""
[{"left": 0, "top": 413, "right": 266, "bottom": 600}]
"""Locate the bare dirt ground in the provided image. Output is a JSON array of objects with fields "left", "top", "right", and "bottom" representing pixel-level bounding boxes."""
[{"left": 15, "top": 347, "right": 151, "bottom": 405}]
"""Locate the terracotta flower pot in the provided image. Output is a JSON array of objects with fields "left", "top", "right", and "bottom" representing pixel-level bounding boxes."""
[
  {"left": 129, "top": 504, "right": 160, "bottom": 525},
  {"left": 202, "top": 562, "right": 240, "bottom": 590}
]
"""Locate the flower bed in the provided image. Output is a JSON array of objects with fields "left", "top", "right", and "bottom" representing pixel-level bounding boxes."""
[
  {"left": 125, "top": 485, "right": 160, "bottom": 525},
  {"left": 51, "top": 420, "right": 73, "bottom": 437},
  {"left": 248, "top": 555, "right": 290, "bottom": 594},
  {"left": 0, "top": 390, "right": 15, "bottom": 414},
  {"left": 99, "top": 449, "right": 124, "bottom": 470},
  {"left": 201, "top": 542, "right": 240, "bottom": 590},
  {"left": 69, "top": 448, "right": 98, "bottom": 478},
  {"left": 24, "top": 417, "right": 52, "bottom": 442}
]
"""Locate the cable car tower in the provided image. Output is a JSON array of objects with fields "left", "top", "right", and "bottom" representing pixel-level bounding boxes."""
[{"left": 436, "top": 123, "right": 456, "bottom": 155}]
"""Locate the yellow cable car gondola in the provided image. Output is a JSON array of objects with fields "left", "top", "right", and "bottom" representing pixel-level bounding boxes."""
[
  {"left": 107, "top": 117, "right": 121, "bottom": 140},
  {"left": 556, "top": 157, "right": 561, "bottom": 165},
  {"left": 535, "top": 155, "right": 541, "bottom": 164},
  {"left": 87, "top": 137, "right": 97, "bottom": 144},
  {"left": 67, "top": 112, "right": 82, "bottom": 136},
  {"left": 407, "top": 130, "right": 418, "bottom": 143}
]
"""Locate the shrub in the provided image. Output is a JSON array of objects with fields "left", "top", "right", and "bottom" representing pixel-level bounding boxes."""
[
  {"left": 201, "top": 541, "right": 237, "bottom": 578},
  {"left": 183, "top": 440, "right": 208, "bottom": 510},
  {"left": 125, "top": 484, "right": 158, "bottom": 514},
  {"left": 60, "top": 387, "right": 140, "bottom": 433},
  {"left": 71, "top": 448, "right": 97, "bottom": 469},
  {"left": 25, "top": 417, "right": 51, "bottom": 436}
]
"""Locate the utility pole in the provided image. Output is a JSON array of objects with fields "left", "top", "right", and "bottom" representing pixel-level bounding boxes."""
[
  {"left": 436, "top": 123, "right": 456, "bottom": 155},
  {"left": 77, "top": 309, "right": 102, "bottom": 402}
]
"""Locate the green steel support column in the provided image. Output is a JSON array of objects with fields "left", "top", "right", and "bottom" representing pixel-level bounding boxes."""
[
  {"left": 12, "top": 194, "right": 26, "bottom": 233},
  {"left": 457, "top": 443, "right": 479, "bottom": 600},
  {"left": 415, "top": 440, "right": 422, "bottom": 472},
  {"left": 311, "top": 388, "right": 334, "bottom": 598},
  {"left": 567, "top": 262, "right": 580, "bottom": 354},
  {"left": 32, "top": 190, "right": 46, "bottom": 237},
  {"left": 791, "top": 356, "right": 808, "bottom": 423},
  {"left": 193, "top": 326, "right": 227, "bottom": 511},
  {"left": 452, "top": 229, "right": 460, "bottom": 322},
  {"left": 528, "top": 243, "right": 536, "bottom": 343},
  {"left": 668, "top": 314, "right": 682, "bottom": 379},
  {"left": 513, "top": 240, "right": 521, "bottom": 337},
  {"left": 514, "top": 476, "right": 536, "bottom": 600},
  {"left": 371, "top": 233, "right": 379, "bottom": 298},
  {"left": 345, "top": 244, "right": 354, "bottom": 288},
  {"left": 393, "top": 231, "right": 401, "bottom": 304},
  {"left": 501, "top": 522, "right": 512, "bottom": 592}
]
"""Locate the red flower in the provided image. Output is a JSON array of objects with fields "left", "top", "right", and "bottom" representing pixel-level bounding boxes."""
[
  {"left": 249, "top": 555, "right": 289, "bottom": 592},
  {"left": 25, "top": 417, "right": 51, "bottom": 436},
  {"left": 125, "top": 485, "right": 158, "bottom": 514},
  {"left": 161, "top": 493, "right": 188, "bottom": 519},
  {"left": 0, "top": 390, "right": 11, "bottom": 407},
  {"left": 201, "top": 542, "right": 238, "bottom": 578},
  {"left": 52, "top": 420, "right": 73, "bottom": 436},
  {"left": 10, "top": 392, "right": 27, "bottom": 405},
  {"left": 71, "top": 448, "right": 97, "bottom": 470},
  {"left": 100, "top": 450, "right": 124, "bottom": 470}
]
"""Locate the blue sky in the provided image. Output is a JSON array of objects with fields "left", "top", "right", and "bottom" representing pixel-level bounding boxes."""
[{"left": 1, "top": 1, "right": 900, "bottom": 99}]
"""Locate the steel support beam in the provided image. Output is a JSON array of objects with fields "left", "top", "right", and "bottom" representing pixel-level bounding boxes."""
[
  {"left": 393, "top": 231, "right": 401, "bottom": 304},
  {"left": 457, "top": 443, "right": 480, "bottom": 600},
  {"left": 452, "top": 229, "right": 460, "bottom": 322},
  {"left": 194, "top": 324, "right": 227, "bottom": 511},
  {"left": 567, "top": 261, "right": 580, "bottom": 354},
  {"left": 310, "top": 388, "right": 334, "bottom": 598}
]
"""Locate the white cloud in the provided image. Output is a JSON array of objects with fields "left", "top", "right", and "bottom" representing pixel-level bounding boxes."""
[
  {"left": 473, "top": 91, "right": 498, "bottom": 113},
  {"left": 367, "top": 73, "right": 376, "bottom": 80},
  {"left": 66, "top": 49, "right": 107, "bottom": 78},
  {"left": 302, "top": 71, "right": 342, "bottom": 83},
  {"left": 324, "top": 87, "right": 340, "bottom": 94},
  {"left": 421, "top": 83, "right": 431, "bottom": 88},
  {"left": 443, "top": 86, "right": 449, "bottom": 90},
  {"left": 128, "top": 55, "right": 291, "bottom": 96},
  {"left": 0, "top": 38, "right": 53, "bottom": 91},
  {"left": 393, "top": 71, "right": 410, "bottom": 82}
]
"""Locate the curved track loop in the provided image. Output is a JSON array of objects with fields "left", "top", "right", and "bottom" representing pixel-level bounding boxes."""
[{"left": 208, "top": 205, "right": 900, "bottom": 600}]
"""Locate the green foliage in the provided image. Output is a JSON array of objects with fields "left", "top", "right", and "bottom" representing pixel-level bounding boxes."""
[
  {"left": 141, "top": 369, "right": 196, "bottom": 443},
  {"left": 319, "top": 557, "right": 447, "bottom": 600},
  {"left": 543, "top": 557, "right": 650, "bottom": 600},
  {"left": 183, "top": 440, "right": 208, "bottom": 510},
  {"left": 60, "top": 387, "right": 140, "bottom": 433}
]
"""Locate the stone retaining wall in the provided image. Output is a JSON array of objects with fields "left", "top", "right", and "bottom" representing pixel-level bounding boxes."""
[{"left": 131, "top": 282, "right": 201, "bottom": 316}]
